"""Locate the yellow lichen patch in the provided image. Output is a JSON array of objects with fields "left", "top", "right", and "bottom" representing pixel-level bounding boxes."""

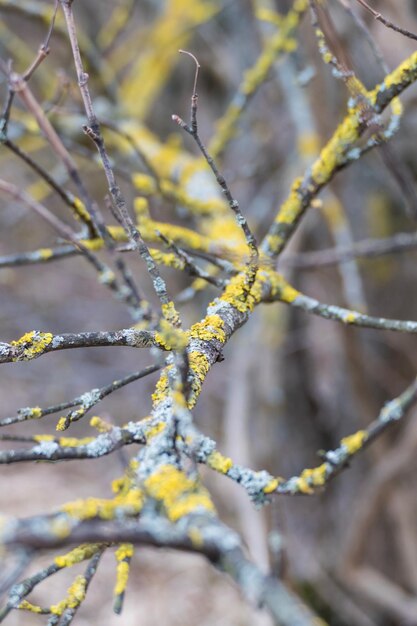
[
  {"left": 132, "top": 172, "right": 157, "bottom": 195},
  {"left": 144, "top": 420, "right": 166, "bottom": 441},
  {"left": 311, "top": 114, "right": 360, "bottom": 186},
  {"left": 154, "top": 319, "right": 187, "bottom": 351},
  {"left": 115, "top": 543, "right": 134, "bottom": 561},
  {"left": 188, "top": 315, "right": 226, "bottom": 343},
  {"left": 62, "top": 488, "right": 144, "bottom": 521},
  {"left": 207, "top": 450, "right": 233, "bottom": 474},
  {"left": 187, "top": 351, "right": 211, "bottom": 407},
  {"left": 341, "top": 430, "right": 367, "bottom": 454},
  {"left": 11, "top": 331, "right": 53, "bottom": 361},
  {"left": 114, "top": 544, "right": 134, "bottom": 596},
  {"left": 79, "top": 237, "right": 105, "bottom": 252},
  {"left": 172, "top": 389, "right": 187, "bottom": 408},
  {"left": 56, "top": 416, "right": 68, "bottom": 432},
  {"left": 276, "top": 177, "right": 303, "bottom": 225},
  {"left": 133, "top": 196, "right": 150, "bottom": 220},
  {"left": 22, "top": 406, "right": 43, "bottom": 419},
  {"left": 169, "top": 494, "right": 215, "bottom": 522},
  {"left": 38, "top": 248, "right": 53, "bottom": 260},
  {"left": 55, "top": 544, "right": 102, "bottom": 568},
  {"left": 58, "top": 436, "right": 95, "bottom": 447},
  {"left": 161, "top": 301, "right": 181, "bottom": 328},
  {"left": 114, "top": 560, "right": 130, "bottom": 597},
  {"left": 263, "top": 227, "right": 283, "bottom": 253},
  {"left": 90, "top": 416, "right": 112, "bottom": 432},
  {"left": 296, "top": 464, "right": 328, "bottom": 494},
  {"left": 263, "top": 477, "right": 282, "bottom": 494},
  {"left": 144, "top": 464, "right": 215, "bottom": 522},
  {"left": 149, "top": 249, "right": 184, "bottom": 271},
  {"left": 390, "top": 96, "right": 403, "bottom": 117},
  {"left": 372, "top": 51, "right": 417, "bottom": 96},
  {"left": 50, "top": 575, "right": 87, "bottom": 615},
  {"left": 205, "top": 216, "right": 244, "bottom": 248},
  {"left": 139, "top": 219, "right": 212, "bottom": 253},
  {"left": 18, "top": 600, "right": 44, "bottom": 614},
  {"left": 220, "top": 273, "right": 258, "bottom": 314},
  {"left": 33, "top": 434, "right": 55, "bottom": 442},
  {"left": 343, "top": 311, "right": 358, "bottom": 324},
  {"left": 151, "top": 368, "right": 171, "bottom": 407},
  {"left": 35, "top": 432, "right": 95, "bottom": 447},
  {"left": 268, "top": 273, "right": 300, "bottom": 303},
  {"left": 72, "top": 196, "right": 92, "bottom": 224}
]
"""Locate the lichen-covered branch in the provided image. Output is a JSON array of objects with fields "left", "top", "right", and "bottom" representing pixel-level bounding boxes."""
[{"left": 0, "top": 329, "right": 159, "bottom": 364}]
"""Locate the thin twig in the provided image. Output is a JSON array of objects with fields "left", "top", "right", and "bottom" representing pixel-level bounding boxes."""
[
  {"left": 59, "top": 0, "right": 178, "bottom": 325},
  {"left": 173, "top": 49, "right": 259, "bottom": 293},
  {"left": 355, "top": 0, "right": 417, "bottom": 42}
]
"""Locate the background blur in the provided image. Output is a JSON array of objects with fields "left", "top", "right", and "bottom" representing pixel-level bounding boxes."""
[{"left": 2, "top": 1, "right": 417, "bottom": 624}]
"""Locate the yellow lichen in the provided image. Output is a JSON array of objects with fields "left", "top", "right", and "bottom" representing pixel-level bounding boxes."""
[
  {"left": 263, "top": 477, "right": 281, "bottom": 494},
  {"left": 90, "top": 416, "right": 112, "bottom": 432},
  {"left": 62, "top": 488, "right": 143, "bottom": 521},
  {"left": 72, "top": 196, "right": 92, "bottom": 224},
  {"left": 33, "top": 434, "right": 54, "bottom": 442},
  {"left": 38, "top": 248, "right": 53, "bottom": 260},
  {"left": 268, "top": 273, "right": 300, "bottom": 303},
  {"left": 149, "top": 249, "right": 184, "bottom": 271},
  {"left": 311, "top": 115, "right": 360, "bottom": 185},
  {"left": 54, "top": 544, "right": 102, "bottom": 568},
  {"left": 132, "top": 172, "right": 157, "bottom": 195},
  {"left": 115, "top": 543, "right": 134, "bottom": 561},
  {"left": 144, "top": 464, "right": 215, "bottom": 522},
  {"left": 374, "top": 51, "right": 417, "bottom": 95},
  {"left": 58, "top": 436, "right": 95, "bottom": 447},
  {"left": 154, "top": 318, "right": 187, "bottom": 350},
  {"left": 144, "top": 420, "right": 166, "bottom": 440},
  {"left": 296, "top": 464, "right": 328, "bottom": 494},
  {"left": 187, "top": 351, "right": 211, "bottom": 407},
  {"left": 18, "top": 600, "right": 44, "bottom": 614},
  {"left": 50, "top": 575, "right": 87, "bottom": 615},
  {"left": 341, "top": 430, "right": 367, "bottom": 454},
  {"left": 220, "top": 273, "right": 257, "bottom": 313},
  {"left": 344, "top": 311, "right": 358, "bottom": 324},
  {"left": 151, "top": 368, "right": 170, "bottom": 407},
  {"left": 114, "top": 544, "right": 134, "bottom": 596},
  {"left": 188, "top": 315, "right": 226, "bottom": 343},
  {"left": 207, "top": 450, "right": 233, "bottom": 474},
  {"left": 56, "top": 416, "right": 67, "bottom": 432},
  {"left": 11, "top": 331, "right": 53, "bottom": 361},
  {"left": 161, "top": 301, "right": 182, "bottom": 328},
  {"left": 133, "top": 196, "right": 150, "bottom": 219},
  {"left": 114, "top": 561, "right": 130, "bottom": 596}
]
